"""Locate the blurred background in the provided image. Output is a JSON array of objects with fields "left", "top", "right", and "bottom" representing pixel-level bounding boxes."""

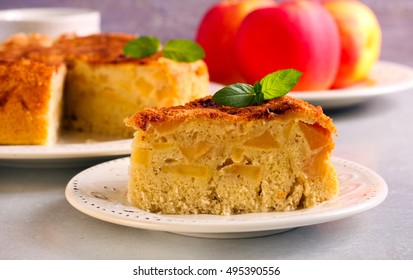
[{"left": 0, "top": 0, "right": 412, "bottom": 67}]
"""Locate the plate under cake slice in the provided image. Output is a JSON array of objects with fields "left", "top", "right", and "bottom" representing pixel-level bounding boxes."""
[{"left": 125, "top": 95, "right": 338, "bottom": 215}]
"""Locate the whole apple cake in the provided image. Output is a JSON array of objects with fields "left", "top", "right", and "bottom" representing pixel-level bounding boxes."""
[
  {"left": 0, "top": 33, "right": 209, "bottom": 145},
  {"left": 125, "top": 95, "right": 338, "bottom": 215}
]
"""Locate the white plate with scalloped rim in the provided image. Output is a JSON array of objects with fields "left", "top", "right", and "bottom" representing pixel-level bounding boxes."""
[
  {"left": 65, "top": 157, "right": 388, "bottom": 239},
  {"left": 210, "top": 60, "right": 413, "bottom": 109}
]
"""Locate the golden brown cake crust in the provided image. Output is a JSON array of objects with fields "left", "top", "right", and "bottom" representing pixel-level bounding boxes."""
[
  {"left": 53, "top": 33, "right": 140, "bottom": 64},
  {"left": 0, "top": 59, "right": 56, "bottom": 112},
  {"left": 0, "top": 33, "right": 64, "bottom": 66},
  {"left": 0, "top": 33, "right": 164, "bottom": 66},
  {"left": 125, "top": 95, "right": 336, "bottom": 134}
]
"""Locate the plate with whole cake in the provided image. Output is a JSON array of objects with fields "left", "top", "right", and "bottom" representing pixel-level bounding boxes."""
[
  {"left": 65, "top": 156, "right": 387, "bottom": 238},
  {"left": 289, "top": 60, "right": 413, "bottom": 109},
  {"left": 0, "top": 33, "right": 211, "bottom": 167}
]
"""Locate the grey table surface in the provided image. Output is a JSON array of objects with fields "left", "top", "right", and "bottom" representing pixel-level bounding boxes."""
[{"left": 0, "top": 1, "right": 412, "bottom": 260}]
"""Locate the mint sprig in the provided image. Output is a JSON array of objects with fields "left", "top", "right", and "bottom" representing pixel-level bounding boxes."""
[
  {"left": 163, "top": 39, "right": 205, "bottom": 62},
  {"left": 260, "top": 69, "right": 303, "bottom": 99},
  {"left": 123, "top": 36, "right": 160, "bottom": 59},
  {"left": 212, "top": 69, "right": 302, "bottom": 108},
  {"left": 211, "top": 83, "right": 257, "bottom": 108},
  {"left": 123, "top": 36, "right": 205, "bottom": 62}
]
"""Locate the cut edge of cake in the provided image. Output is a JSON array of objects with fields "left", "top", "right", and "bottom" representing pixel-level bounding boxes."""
[{"left": 0, "top": 59, "right": 66, "bottom": 145}]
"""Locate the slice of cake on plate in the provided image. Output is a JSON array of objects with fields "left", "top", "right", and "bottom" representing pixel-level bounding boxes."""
[{"left": 125, "top": 76, "right": 338, "bottom": 215}]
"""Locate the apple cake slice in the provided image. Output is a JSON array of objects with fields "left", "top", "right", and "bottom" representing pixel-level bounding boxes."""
[{"left": 125, "top": 95, "right": 338, "bottom": 215}]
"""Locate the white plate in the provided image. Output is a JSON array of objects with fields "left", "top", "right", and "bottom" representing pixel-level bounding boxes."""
[
  {"left": 210, "top": 61, "right": 413, "bottom": 109},
  {"left": 290, "top": 61, "right": 413, "bottom": 109},
  {"left": 0, "top": 131, "right": 131, "bottom": 168},
  {"left": 65, "top": 157, "right": 388, "bottom": 239}
]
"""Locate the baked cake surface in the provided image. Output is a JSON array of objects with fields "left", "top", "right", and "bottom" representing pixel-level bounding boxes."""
[
  {"left": 0, "top": 33, "right": 209, "bottom": 144},
  {"left": 125, "top": 96, "right": 338, "bottom": 215}
]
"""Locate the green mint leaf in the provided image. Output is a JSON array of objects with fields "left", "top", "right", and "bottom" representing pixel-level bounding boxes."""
[
  {"left": 253, "top": 81, "right": 262, "bottom": 94},
  {"left": 123, "top": 36, "right": 160, "bottom": 58},
  {"left": 163, "top": 39, "right": 205, "bottom": 62},
  {"left": 253, "top": 82, "right": 264, "bottom": 105},
  {"left": 212, "top": 83, "right": 257, "bottom": 108},
  {"left": 260, "top": 69, "right": 302, "bottom": 100},
  {"left": 212, "top": 69, "right": 302, "bottom": 108}
]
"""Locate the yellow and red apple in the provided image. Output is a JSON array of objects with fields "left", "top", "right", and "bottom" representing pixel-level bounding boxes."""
[
  {"left": 323, "top": 0, "right": 382, "bottom": 88},
  {"left": 195, "top": 0, "right": 276, "bottom": 85},
  {"left": 235, "top": 0, "right": 341, "bottom": 90}
]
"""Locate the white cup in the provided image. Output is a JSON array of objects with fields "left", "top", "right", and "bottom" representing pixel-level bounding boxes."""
[{"left": 0, "top": 7, "right": 101, "bottom": 40}]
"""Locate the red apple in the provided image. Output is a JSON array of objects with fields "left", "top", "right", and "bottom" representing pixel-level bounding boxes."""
[
  {"left": 195, "top": 0, "right": 276, "bottom": 85},
  {"left": 235, "top": 0, "right": 341, "bottom": 91}
]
